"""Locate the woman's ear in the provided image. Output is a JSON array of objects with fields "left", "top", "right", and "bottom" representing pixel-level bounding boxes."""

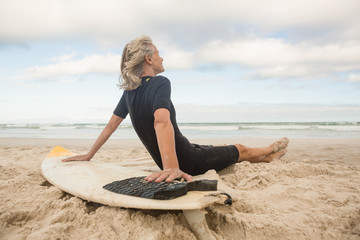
[{"left": 145, "top": 55, "right": 152, "bottom": 64}]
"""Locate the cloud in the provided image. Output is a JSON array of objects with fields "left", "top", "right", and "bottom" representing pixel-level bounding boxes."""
[
  {"left": 156, "top": 39, "right": 195, "bottom": 70},
  {"left": 13, "top": 37, "right": 360, "bottom": 83},
  {"left": 1, "top": 0, "right": 359, "bottom": 43},
  {"left": 18, "top": 53, "right": 121, "bottom": 82},
  {"left": 2, "top": 0, "right": 360, "bottom": 83},
  {"left": 198, "top": 38, "right": 360, "bottom": 67},
  {"left": 348, "top": 73, "right": 360, "bottom": 82},
  {"left": 193, "top": 38, "right": 360, "bottom": 81},
  {"left": 16, "top": 50, "right": 194, "bottom": 82},
  {"left": 160, "top": 37, "right": 360, "bottom": 81}
]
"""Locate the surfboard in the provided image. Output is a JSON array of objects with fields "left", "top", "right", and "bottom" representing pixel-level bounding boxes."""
[
  {"left": 41, "top": 146, "right": 229, "bottom": 210},
  {"left": 41, "top": 146, "right": 232, "bottom": 240}
]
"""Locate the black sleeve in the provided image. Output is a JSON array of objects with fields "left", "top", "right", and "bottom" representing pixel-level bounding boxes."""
[
  {"left": 152, "top": 77, "right": 171, "bottom": 113},
  {"left": 113, "top": 93, "right": 128, "bottom": 118}
]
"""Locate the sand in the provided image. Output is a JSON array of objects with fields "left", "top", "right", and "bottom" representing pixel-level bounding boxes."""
[{"left": 1, "top": 137, "right": 360, "bottom": 240}]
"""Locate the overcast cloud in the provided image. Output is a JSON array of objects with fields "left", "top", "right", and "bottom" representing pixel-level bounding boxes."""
[
  {"left": 1, "top": 0, "right": 359, "bottom": 42},
  {"left": 1, "top": 0, "right": 359, "bottom": 122},
  {"left": 2, "top": 0, "right": 359, "bottom": 82},
  {"left": 13, "top": 37, "right": 360, "bottom": 83}
]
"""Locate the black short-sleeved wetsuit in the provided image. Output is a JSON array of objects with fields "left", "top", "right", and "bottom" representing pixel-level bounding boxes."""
[{"left": 113, "top": 76, "right": 239, "bottom": 175}]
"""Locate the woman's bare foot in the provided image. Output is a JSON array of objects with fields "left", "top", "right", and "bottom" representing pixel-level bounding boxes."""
[
  {"left": 261, "top": 149, "right": 287, "bottom": 163},
  {"left": 235, "top": 137, "right": 289, "bottom": 163},
  {"left": 271, "top": 137, "right": 289, "bottom": 153}
]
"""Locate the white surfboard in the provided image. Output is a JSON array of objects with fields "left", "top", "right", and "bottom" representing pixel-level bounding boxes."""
[{"left": 41, "top": 146, "right": 233, "bottom": 240}]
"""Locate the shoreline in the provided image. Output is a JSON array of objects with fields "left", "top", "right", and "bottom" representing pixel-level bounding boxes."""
[
  {"left": 2, "top": 121, "right": 360, "bottom": 140},
  {"left": 1, "top": 136, "right": 360, "bottom": 145}
]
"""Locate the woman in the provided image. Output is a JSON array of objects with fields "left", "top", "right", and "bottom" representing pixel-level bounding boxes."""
[{"left": 63, "top": 36, "right": 288, "bottom": 183}]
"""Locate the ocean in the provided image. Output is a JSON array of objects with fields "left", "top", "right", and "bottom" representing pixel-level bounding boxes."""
[{"left": 1, "top": 122, "right": 359, "bottom": 139}]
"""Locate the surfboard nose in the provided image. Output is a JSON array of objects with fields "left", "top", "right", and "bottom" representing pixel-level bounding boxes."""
[{"left": 46, "top": 146, "right": 74, "bottom": 158}]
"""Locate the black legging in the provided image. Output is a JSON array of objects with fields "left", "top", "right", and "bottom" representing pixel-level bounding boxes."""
[{"left": 174, "top": 135, "right": 239, "bottom": 175}]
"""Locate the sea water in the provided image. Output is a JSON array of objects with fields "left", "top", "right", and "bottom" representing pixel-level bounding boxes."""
[{"left": 1, "top": 122, "right": 359, "bottom": 139}]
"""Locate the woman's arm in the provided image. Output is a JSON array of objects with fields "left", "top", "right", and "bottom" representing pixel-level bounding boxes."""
[
  {"left": 145, "top": 108, "right": 192, "bottom": 182},
  {"left": 62, "top": 114, "right": 124, "bottom": 162}
]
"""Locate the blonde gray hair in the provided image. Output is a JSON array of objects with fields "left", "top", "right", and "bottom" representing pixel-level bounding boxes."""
[{"left": 119, "top": 36, "right": 154, "bottom": 90}]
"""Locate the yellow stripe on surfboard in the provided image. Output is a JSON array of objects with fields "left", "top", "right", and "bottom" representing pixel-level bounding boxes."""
[{"left": 46, "top": 146, "right": 74, "bottom": 158}]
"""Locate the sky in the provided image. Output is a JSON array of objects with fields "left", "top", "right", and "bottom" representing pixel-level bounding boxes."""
[{"left": 1, "top": 0, "right": 360, "bottom": 123}]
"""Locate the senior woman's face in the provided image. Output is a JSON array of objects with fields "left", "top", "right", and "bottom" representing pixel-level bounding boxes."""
[{"left": 151, "top": 45, "right": 164, "bottom": 75}]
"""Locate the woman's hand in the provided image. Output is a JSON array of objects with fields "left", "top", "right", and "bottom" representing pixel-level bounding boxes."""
[
  {"left": 61, "top": 115, "right": 124, "bottom": 163},
  {"left": 62, "top": 154, "right": 91, "bottom": 162},
  {"left": 145, "top": 168, "right": 193, "bottom": 183}
]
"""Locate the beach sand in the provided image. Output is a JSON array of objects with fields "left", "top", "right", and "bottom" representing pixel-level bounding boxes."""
[{"left": 1, "top": 137, "right": 360, "bottom": 240}]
